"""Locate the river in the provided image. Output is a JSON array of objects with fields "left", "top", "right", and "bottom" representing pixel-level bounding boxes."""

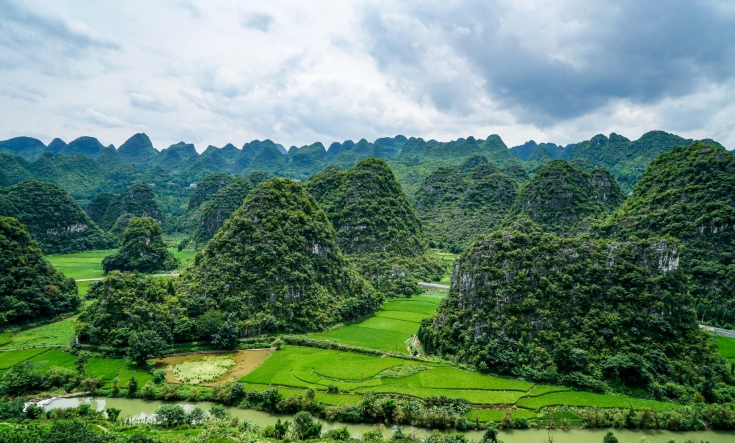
[{"left": 45, "top": 397, "right": 735, "bottom": 442}]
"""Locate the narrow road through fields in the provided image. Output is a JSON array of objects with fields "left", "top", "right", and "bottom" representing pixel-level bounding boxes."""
[
  {"left": 700, "top": 324, "right": 735, "bottom": 338},
  {"left": 418, "top": 282, "right": 450, "bottom": 290}
]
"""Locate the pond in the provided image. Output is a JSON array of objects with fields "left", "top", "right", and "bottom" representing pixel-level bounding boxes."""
[{"left": 45, "top": 397, "right": 735, "bottom": 443}]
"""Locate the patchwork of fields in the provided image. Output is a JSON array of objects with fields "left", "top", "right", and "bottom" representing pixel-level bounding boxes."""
[{"left": 46, "top": 248, "right": 196, "bottom": 281}]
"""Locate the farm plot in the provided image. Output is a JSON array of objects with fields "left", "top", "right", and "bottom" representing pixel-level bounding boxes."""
[
  {"left": 310, "top": 292, "right": 445, "bottom": 353},
  {"left": 46, "top": 248, "right": 196, "bottom": 281},
  {"left": 0, "top": 315, "right": 78, "bottom": 349},
  {"left": 0, "top": 348, "right": 51, "bottom": 369},
  {"left": 517, "top": 391, "right": 679, "bottom": 411},
  {"left": 715, "top": 335, "right": 735, "bottom": 364},
  {"left": 29, "top": 348, "right": 77, "bottom": 369},
  {"left": 85, "top": 358, "right": 124, "bottom": 380},
  {"left": 117, "top": 361, "right": 153, "bottom": 386}
]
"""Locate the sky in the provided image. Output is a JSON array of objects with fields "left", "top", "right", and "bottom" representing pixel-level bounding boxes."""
[{"left": 1, "top": 0, "right": 734, "bottom": 151}]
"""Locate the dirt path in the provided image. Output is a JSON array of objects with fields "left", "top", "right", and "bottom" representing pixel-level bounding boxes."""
[{"left": 417, "top": 282, "right": 450, "bottom": 290}]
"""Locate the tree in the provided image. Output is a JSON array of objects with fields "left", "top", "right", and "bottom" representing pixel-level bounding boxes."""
[
  {"left": 102, "top": 217, "right": 179, "bottom": 273},
  {"left": 212, "top": 317, "right": 241, "bottom": 350},
  {"left": 75, "top": 352, "right": 90, "bottom": 376},
  {"left": 128, "top": 330, "right": 167, "bottom": 365},
  {"left": 105, "top": 408, "right": 121, "bottom": 422},
  {"left": 293, "top": 411, "right": 322, "bottom": 439},
  {"left": 128, "top": 376, "right": 138, "bottom": 394},
  {"left": 603, "top": 431, "right": 618, "bottom": 443},
  {"left": 154, "top": 404, "right": 187, "bottom": 428}
]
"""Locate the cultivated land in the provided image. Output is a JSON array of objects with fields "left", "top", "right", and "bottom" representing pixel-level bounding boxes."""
[
  {"left": 46, "top": 248, "right": 196, "bottom": 281},
  {"left": 0, "top": 257, "right": 709, "bottom": 423},
  {"left": 310, "top": 292, "right": 443, "bottom": 353}
]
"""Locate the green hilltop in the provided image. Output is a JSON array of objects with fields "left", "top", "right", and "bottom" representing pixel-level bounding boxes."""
[{"left": 177, "top": 178, "right": 379, "bottom": 333}]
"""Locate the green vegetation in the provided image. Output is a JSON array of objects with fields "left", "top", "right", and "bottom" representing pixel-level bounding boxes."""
[
  {"left": 414, "top": 159, "right": 521, "bottom": 248},
  {"left": 0, "top": 216, "right": 81, "bottom": 327},
  {"left": 307, "top": 158, "right": 443, "bottom": 295},
  {"left": 0, "top": 180, "right": 112, "bottom": 254},
  {"left": 600, "top": 142, "right": 735, "bottom": 328},
  {"left": 419, "top": 220, "right": 733, "bottom": 401},
  {"left": 178, "top": 178, "right": 379, "bottom": 334},
  {"left": 190, "top": 176, "right": 254, "bottom": 246},
  {"left": 311, "top": 293, "right": 443, "bottom": 353},
  {"left": 102, "top": 217, "right": 179, "bottom": 273},
  {"left": 0, "top": 315, "right": 78, "bottom": 348},
  {"left": 187, "top": 173, "right": 233, "bottom": 211},
  {"left": 506, "top": 160, "right": 623, "bottom": 234},
  {"left": 88, "top": 183, "right": 162, "bottom": 232},
  {"left": 77, "top": 272, "right": 183, "bottom": 349}
]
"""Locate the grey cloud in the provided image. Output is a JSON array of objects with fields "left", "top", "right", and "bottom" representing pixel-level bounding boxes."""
[
  {"left": 0, "top": 83, "right": 46, "bottom": 102},
  {"left": 362, "top": 0, "right": 735, "bottom": 126},
  {"left": 241, "top": 12, "right": 274, "bottom": 32},
  {"left": 0, "top": 0, "right": 120, "bottom": 74}
]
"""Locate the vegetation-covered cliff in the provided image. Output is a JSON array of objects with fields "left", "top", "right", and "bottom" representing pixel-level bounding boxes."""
[
  {"left": 507, "top": 160, "right": 624, "bottom": 234},
  {"left": 600, "top": 142, "right": 735, "bottom": 327},
  {"left": 88, "top": 183, "right": 162, "bottom": 232},
  {"left": 0, "top": 180, "right": 112, "bottom": 254},
  {"left": 102, "top": 216, "right": 179, "bottom": 273},
  {"left": 177, "top": 178, "right": 379, "bottom": 333},
  {"left": 0, "top": 216, "right": 80, "bottom": 327},
  {"left": 418, "top": 220, "right": 732, "bottom": 400},
  {"left": 191, "top": 176, "right": 254, "bottom": 246}
]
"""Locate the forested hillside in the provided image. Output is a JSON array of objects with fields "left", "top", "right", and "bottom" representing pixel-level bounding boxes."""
[
  {"left": 177, "top": 178, "right": 379, "bottom": 334},
  {"left": 600, "top": 142, "right": 735, "bottom": 327},
  {"left": 418, "top": 220, "right": 732, "bottom": 400},
  {"left": 506, "top": 160, "right": 624, "bottom": 234},
  {"left": 0, "top": 216, "right": 80, "bottom": 326},
  {"left": 0, "top": 180, "right": 112, "bottom": 254},
  {"left": 414, "top": 156, "right": 524, "bottom": 248}
]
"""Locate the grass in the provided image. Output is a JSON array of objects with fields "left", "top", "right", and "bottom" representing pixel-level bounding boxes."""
[
  {"left": 715, "top": 335, "right": 735, "bottom": 362},
  {"left": 0, "top": 332, "right": 13, "bottom": 346},
  {"left": 46, "top": 251, "right": 113, "bottom": 280},
  {"left": 118, "top": 361, "right": 153, "bottom": 386},
  {"left": 46, "top": 248, "right": 196, "bottom": 282},
  {"left": 244, "top": 382, "right": 363, "bottom": 406},
  {"left": 0, "top": 315, "right": 78, "bottom": 349},
  {"left": 517, "top": 391, "right": 679, "bottom": 411},
  {"left": 528, "top": 384, "right": 573, "bottom": 397},
  {"left": 0, "top": 348, "right": 50, "bottom": 368},
  {"left": 431, "top": 249, "right": 457, "bottom": 285}
]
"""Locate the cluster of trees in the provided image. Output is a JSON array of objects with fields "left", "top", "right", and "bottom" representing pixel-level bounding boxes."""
[
  {"left": 86, "top": 183, "right": 162, "bottom": 233},
  {"left": 0, "top": 216, "right": 80, "bottom": 326},
  {"left": 101, "top": 217, "right": 178, "bottom": 274},
  {"left": 419, "top": 218, "right": 733, "bottom": 398}
]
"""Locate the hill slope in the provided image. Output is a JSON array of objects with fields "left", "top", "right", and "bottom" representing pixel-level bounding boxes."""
[{"left": 177, "top": 178, "right": 379, "bottom": 333}]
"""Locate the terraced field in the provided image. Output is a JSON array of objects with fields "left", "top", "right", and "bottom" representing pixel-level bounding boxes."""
[
  {"left": 239, "top": 344, "right": 677, "bottom": 420},
  {"left": 310, "top": 292, "right": 444, "bottom": 353},
  {"left": 716, "top": 335, "right": 735, "bottom": 364},
  {"left": 0, "top": 315, "right": 79, "bottom": 349}
]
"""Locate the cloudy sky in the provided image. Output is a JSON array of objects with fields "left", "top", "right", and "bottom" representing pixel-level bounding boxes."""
[{"left": 1, "top": 0, "right": 734, "bottom": 151}]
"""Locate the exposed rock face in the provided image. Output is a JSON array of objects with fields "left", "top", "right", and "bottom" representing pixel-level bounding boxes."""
[
  {"left": 178, "top": 178, "right": 379, "bottom": 333},
  {"left": 418, "top": 221, "right": 716, "bottom": 391},
  {"left": 0, "top": 180, "right": 112, "bottom": 254}
]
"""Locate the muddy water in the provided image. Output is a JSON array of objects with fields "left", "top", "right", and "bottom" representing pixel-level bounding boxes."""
[{"left": 45, "top": 397, "right": 734, "bottom": 442}]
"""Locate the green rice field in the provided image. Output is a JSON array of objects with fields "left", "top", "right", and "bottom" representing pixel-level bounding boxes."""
[
  {"left": 310, "top": 292, "right": 444, "bottom": 353},
  {"left": 46, "top": 248, "right": 195, "bottom": 281},
  {"left": 715, "top": 335, "right": 735, "bottom": 364},
  {"left": 0, "top": 315, "right": 79, "bottom": 349}
]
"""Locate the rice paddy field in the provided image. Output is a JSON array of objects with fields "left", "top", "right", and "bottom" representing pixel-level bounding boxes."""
[
  {"left": 0, "top": 315, "right": 79, "bottom": 349},
  {"left": 237, "top": 344, "right": 677, "bottom": 419},
  {"left": 310, "top": 292, "right": 444, "bottom": 353},
  {"left": 46, "top": 248, "right": 196, "bottom": 281},
  {"left": 715, "top": 335, "right": 735, "bottom": 364}
]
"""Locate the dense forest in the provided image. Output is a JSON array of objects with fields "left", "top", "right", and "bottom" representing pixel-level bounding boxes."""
[
  {"left": 0, "top": 216, "right": 80, "bottom": 326},
  {"left": 418, "top": 219, "right": 732, "bottom": 400}
]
